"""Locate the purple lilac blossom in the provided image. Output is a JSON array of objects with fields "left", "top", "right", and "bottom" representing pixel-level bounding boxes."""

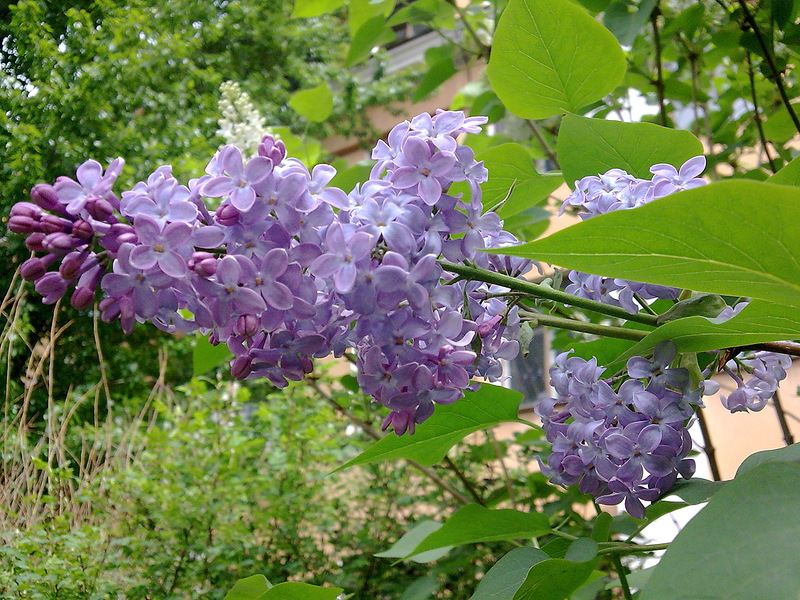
[
  {"left": 536, "top": 341, "right": 697, "bottom": 518},
  {"left": 10, "top": 110, "right": 534, "bottom": 435},
  {"left": 560, "top": 157, "right": 711, "bottom": 314}
]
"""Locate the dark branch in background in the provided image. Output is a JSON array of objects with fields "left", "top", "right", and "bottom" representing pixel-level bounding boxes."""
[
  {"left": 525, "top": 119, "right": 560, "bottom": 169},
  {"left": 444, "top": 0, "right": 492, "bottom": 60},
  {"left": 734, "top": 0, "right": 800, "bottom": 136},
  {"left": 444, "top": 456, "right": 486, "bottom": 506},
  {"left": 745, "top": 50, "right": 778, "bottom": 173},
  {"left": 650, "top": 3, "right": 668, "bottom": 126},
  {"left": 771, "top": 390, "right": 795, "bottom": 446},
  {"left": 695, "top": 407, "right": 721, "bottom": 481},
  {"left": 743, "top": 341, "right": 800, "bottom": 358}
]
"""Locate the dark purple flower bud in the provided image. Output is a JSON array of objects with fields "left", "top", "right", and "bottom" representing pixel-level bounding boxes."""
[
  {"left": 70, "top": 286, "right": 96, "bottom": 310},
  {"left": 236, "top": 314, "right": 259, "bottom": 337},
  {"left": 43, "top": 232, "right": 84, "bottom": 254},
  {"left": 30, "top": 184, "right": 63, "bottom": 213},
  {"left": 26, "top": 232, "right": 47, "bottom": 252},
  {"left": 8, "top": 216, "right": 40, "bottom": 235},
  {"left": 21, "top": 255, "right": 56, "bottom": 281},
  {"left": 215, "top": 203, "right": 240, "bottom": 226},
  {"left": 11, "top": 202, "right": 42, "bottom": 219},
  {"left": 59, "top": 251, "right": 88, "bottom": 280},
  {"left": 86, "top": 197, "right": 117, "bottom": 222},
  {"left": 231, "top": 354, "right": 253, "bottom": 379},
  {"left": 71, "top": 219, "right": 94, "bottom": 240},
  {"left": 39, "top": 214, "right": 72, "bottom": 234}
]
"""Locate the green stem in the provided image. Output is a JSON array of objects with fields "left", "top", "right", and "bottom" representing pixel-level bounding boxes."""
[
  {"left": 439, "top": 261, "right": 659, "bottom": 326},
  {"left": 611, "top": 554, "right": 634, "bottom": 600},
  {"left": 599, "top": 542, "right": 670, "bottom": 556},
  {"left": 520, "top": 311, "right": 647, "bottom": 342}
]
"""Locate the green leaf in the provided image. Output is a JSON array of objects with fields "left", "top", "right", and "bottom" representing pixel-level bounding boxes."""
[
  {"left": 487, "top": 0, "right": 626, "bottom": 119},
  {"left": 409, "top": 505, "right": 551, "bottom": 556},
  {"left": 514, "top": 538, "right": 599, "bottom": 600},
  {"left": 375, "top": 521, "right": 452, "bottom": 563},
  {"left": 225, "top": 575, "right": 272, "bottom": 600},
  {"left": 349, "top": 0, "right": 393, "bottom": 37},
  {"left": 193, "top": 333, "right": 231, "bottom": 375},
  {"left": 290, "top": 0, "right": 346, "bottom": 18},
  {"left": 346, "top": 16, "right": 394, "bottom": 67},
  {"left": 665, "top": 478, "right": 725, "bottom": 505},
  {"left": 639, "top": 463, "right": 800, "bottom": 600},
  {"left": 471, "top": 547, "right": 549, "bottom": 600},
  {"left": 335, "top": 383, "right": 523, "bottom": 469},
  {"left": 400, "top": 575, "right": 440, "bottom": 600},
  {"left": 736, "top": 442, "right": 800, "bottom": 476},
  {"left": 477, "top": 143, "right": 563, "bottom": 217},
  {"left": 329, "top": 162, "right": 371, "bottom": 192},
  {"left": 604, "top": 0, "right": 658, "bottom": 46},
  {"left": 767, "top": 155, "right": 800, "bottom": 185},
  {"left": 260, "top": 582, "right": 343, "bottom": 600},
  {"left": 289, "top": 84, "right": 333, "bottom": 122},
  {"left": 413, "top": 45, "right": 458, "bottom": 102},
  {"left": 496, "top": 181, "right": 800, "bottom": 309},
  {"left": 502, "top": 206, "right": 552, "bottom": 243},
  {"left": 616, "top": 298, "right": 800, "bottom": 362},
  {"left": 557, "top": 115, "right": 704, "bottom": 185}
]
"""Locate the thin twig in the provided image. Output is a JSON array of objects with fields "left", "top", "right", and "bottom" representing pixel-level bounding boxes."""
[
  {"left": 771, "top": 390, "right": 795, "bottom": 446},
  {"left": 745, "top": 50, "right": 778, "bottom": 173},
  {"left": 443, "top": 456, "right": 486, "bottom": 506},
  {"left": 487, "top": 430, "right": 517, "bottom": 508},
  {"left": 650, "top": 3, "right": 668, "bottom": 126},
  {"left": 695, "top": 407, "right": 721, "bottom": 481},
  {"left": 520, "top": 310, "right": 647, "bottom": 342},
  {"left": 742, "top": 341, "right": 800, "bottom": 358},
  {"left": 735, "top": 0, "right": 800, "bottom": 136},
  {"left": 524, "top": 120, "right": 560, "bottom": 168}
]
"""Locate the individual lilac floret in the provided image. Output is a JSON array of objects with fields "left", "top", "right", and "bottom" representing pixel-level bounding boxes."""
[{"left": 536, "top": 341, "right": 698, "bottom": 519}]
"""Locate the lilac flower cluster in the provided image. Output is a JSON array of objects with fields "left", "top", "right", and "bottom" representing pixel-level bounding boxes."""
[
  {"left": 536, "top": 341, "right": 697, "bottom": 518},
  {"left": 11, "top": 110, "right": 533, "bottom": 435},
  {"left": 715, "top": 352, "right": 792, "bottom": 413},
  {"left": 560, "top": 157, "right": 707, "bottom": 313}
]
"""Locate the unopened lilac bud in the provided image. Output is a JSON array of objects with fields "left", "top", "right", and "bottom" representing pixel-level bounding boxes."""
[
  {"left": 71, "top": 219, "right": 94, "bottom": 240},
  {"left": 190, "top": 252, "right": 217, "bottom": 276},
  {"left": 258, "top": 135, "right": 286, "bottom": 164},
  {"left": 215, "top": 203, "right": 240, "bottom": 226},
  {"left": 8, "top": 215, "right": 39, "bottom": 234},
  {"left": 20, "top": 255, "right": 55, "bottom": 281},
  {"left": 25, "top": 232, "right": 47, "bottom": 252},
  {"left": 208, "top": 331, "right": 220, "bottom": 346},
  {"left": 86, "top": 197, "right": 116, "bottom": 222},
  {"left": 39, "top": 214, "right": 72, "bottom": 234},
  {"left": 30, "top": 184, "right": 63, "bottom": 212},
  {"left": 236, "top": 314, "right": 259, "bottom": 337},
  {"left": 70, "top": 286, "right": 96, "bottom": 310},
  {"left": 59, "top": 251, "right": 87, "bottom": 280},
  {"left": 99, "top": 224, "right": 136, "bottom": 254},
  {"left": 10, "top": 202, "right": 42, "bottom": 219},
  {"left": 231, "top": 355, "right": 253, "bottom": 379},
  {"left": 43, "top": 232, "right": 83, "bottom": 254}
]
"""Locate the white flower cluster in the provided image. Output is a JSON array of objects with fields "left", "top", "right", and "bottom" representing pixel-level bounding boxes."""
[{"left": 216, "top": 81, "right": 271, "bottom": 156}]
